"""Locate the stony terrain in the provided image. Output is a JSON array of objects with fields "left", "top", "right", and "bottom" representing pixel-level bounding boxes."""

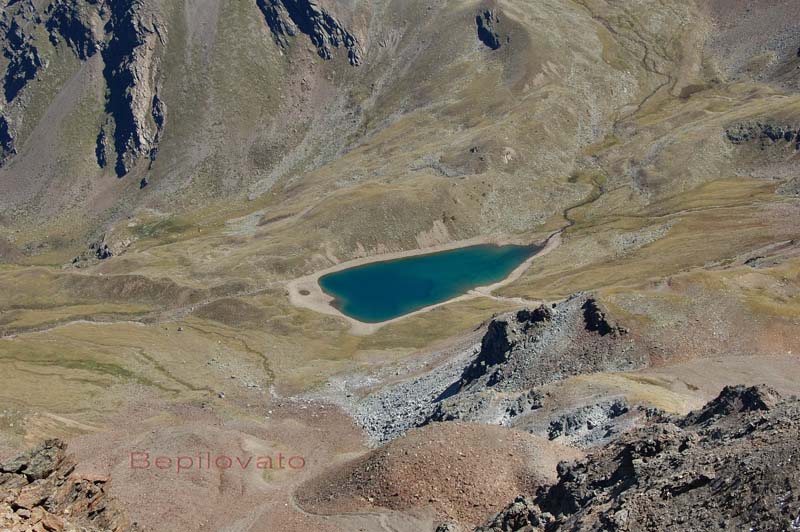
[
  {"left": 0, "top": 439, "right": 135, "bottom": 531},
  {"left": 476, "top": 385, "right": 800, "bottom": 532},
  {"left": 341, "top": 294, "right": 649, "bottom": 445}
]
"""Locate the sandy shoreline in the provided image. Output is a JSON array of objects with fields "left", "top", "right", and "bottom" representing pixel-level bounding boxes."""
[{"left": 287, "top": 231, "right": 562, "bottom": 335}]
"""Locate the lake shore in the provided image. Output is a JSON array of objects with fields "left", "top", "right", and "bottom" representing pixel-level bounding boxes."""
[{"left": 286, "top": 230, "right": 562, "bottom": 335}]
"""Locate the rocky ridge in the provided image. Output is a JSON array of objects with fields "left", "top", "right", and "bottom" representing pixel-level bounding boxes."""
[
  {"left": 257, "top": 0, "right": 362, "bottom": 66},
  {"left": 456, "top": 296, "right": 634, "bottom": 393},
  {"left": 348, "top": 294, "right": 648, "bottom": 444},
  {"left": 0, "top": 439, "right": 137, "bottom": 531},
  {"left": 1, "top": 5, "right": 45, "bottom": 104},
  {"left": 0, "top": 114, "right": 15, "bottom": 165},
  {"left": 101, "top": 0, "right": 166, "bottom": 176},
  {"left": 476, "top": 385, "right": 800, "bottom": 532},
  {"left": 45, "top": 0, "right": 103, "bottom": 61}
]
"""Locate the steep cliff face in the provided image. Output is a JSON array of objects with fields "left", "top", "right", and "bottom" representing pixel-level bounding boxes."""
[
  {"left": 476, "top": 9, "right": 505, "bottom": 50},
  {"left": 102, "top": 0, "right": 166, "bottom": 176},
  {"left": 2, "top": 14, "right": 45, "bottom": 103},
  {"left": 257, "top": 0, "right": 362, "bottom": 65},
  {"left": 0, "top": 114, "right": 15, "bottom": 166},
  {"left": 46, "top": 0, "right": 104, "bottom": 60}
]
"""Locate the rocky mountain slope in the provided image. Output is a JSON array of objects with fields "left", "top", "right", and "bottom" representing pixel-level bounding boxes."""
[
  {"left": 477, "top": 385, "right": 800, "bottom": 532},
  {"left": 345, "top": 294, "right": 649, "bottom": 444},
  {"left": 1, "top": 0, "right": 167, "bottom": 177},
  {"left": 0, "top": 0, "right": 709, "bottom": 260}
]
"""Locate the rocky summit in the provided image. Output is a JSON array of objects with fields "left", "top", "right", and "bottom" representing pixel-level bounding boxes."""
[{"left": 1, "top": 0, "right": 800, "bottom": 531}]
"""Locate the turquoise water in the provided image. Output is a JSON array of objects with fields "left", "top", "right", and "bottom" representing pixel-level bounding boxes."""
[{"left": 319, "top": 244, "right": 539, "bottom": 323}]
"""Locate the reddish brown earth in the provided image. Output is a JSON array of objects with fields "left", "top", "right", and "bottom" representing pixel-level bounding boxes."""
[
  {"left": 18, "top": 393, "right": 368, "bottom": 532},
  {"left": 296, "top": 422, "right": 582, "bottom": 528}
]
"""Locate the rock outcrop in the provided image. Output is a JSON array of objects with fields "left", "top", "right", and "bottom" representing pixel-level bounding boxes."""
[
  {"left": 428, "top": 389, "right": 545, "bottom": 425},
  {"left": 725, "top": 121, "right": 800, "bottom": 150},
  {"left": 94, "top": 241, "right": 112, "bottom": 259},
  {"left": 0, "top": 439, "right": 137, "bottom": 531},
  {"left": 350, "top": 294, "right": 647, "bottom": 444},
  {"left": 2, "top": 15, "right": 45, "bottom": 103},
  {"left": 679, "top": 384, "right": 781, "bottom": 427},
  {"left": 102, "top": 0, "right": 166, "bottom": 176},
  {"left": 457, "top": 295, "right": 637, "bottom": 393},
  {"left": 95, "top": 126, "right": 108, "bottom": 168},
  {"left": 546, "top": 398, "right": 629, "bottom": 443},
  {"left": 581, "top": 298, "right": 626, "bottom": 337},
  {"left": 257, "top": 0, "right": 362, "bottom": 66},
  {"left": 476, "top": 10, "right": 503, "bottom": 50},
  {"left": 46, "top": 0, "right": 104, "bottom": 60},
  {"left": 476, "top": 385, "right": 800, "bottom": 532},
  {"left": 0, "top": 114, "right": 15, "bottom": 166},
  {"left": 149, "top": 91, "right": 165, "bottom": 161}
]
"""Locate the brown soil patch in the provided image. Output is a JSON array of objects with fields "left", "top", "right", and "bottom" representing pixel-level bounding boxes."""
[{"left": 296, "top": 422, "right": 582, "bottom": 527}]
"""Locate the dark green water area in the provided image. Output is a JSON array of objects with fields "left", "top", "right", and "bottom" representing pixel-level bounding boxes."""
[{"left": 319, "top": 244, "right": 540, "bottom": 323}]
